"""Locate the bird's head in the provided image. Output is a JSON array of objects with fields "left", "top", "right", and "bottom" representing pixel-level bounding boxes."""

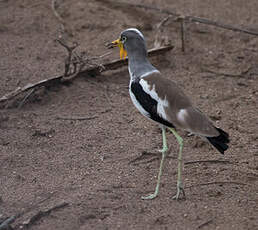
[{"left": 107, "top": 28, "right": 147, "bottom": 59}]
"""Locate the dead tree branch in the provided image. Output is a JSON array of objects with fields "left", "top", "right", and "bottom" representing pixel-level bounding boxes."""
[
  {"left": 0, "top": 193, "right": 55, "bottom": 230},
  {"left": 0, "top": 45, "right": 173, "bottom": 104},
  {"left": 123, "top": 2, "right": 258, "bottom": 36}
]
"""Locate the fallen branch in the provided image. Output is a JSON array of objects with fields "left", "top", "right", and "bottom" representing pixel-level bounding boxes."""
[
  {"left": 0, "top": 45, "right": 173, "bottom": 104},
  {"left": 0, "top": 193, "right": 55, "bottom": 230},
  {"left": 23, "top": 202, "right": 69, "bottom": 229}
]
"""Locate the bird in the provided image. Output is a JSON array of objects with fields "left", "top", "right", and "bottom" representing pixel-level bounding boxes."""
[{"left": 108, "top": 28, "right": 229, "bottom": 200}]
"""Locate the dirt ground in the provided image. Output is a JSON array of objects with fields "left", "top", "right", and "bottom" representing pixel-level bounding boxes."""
[{"left": 0, "top": 0, "right": 258, "bottom": 229}]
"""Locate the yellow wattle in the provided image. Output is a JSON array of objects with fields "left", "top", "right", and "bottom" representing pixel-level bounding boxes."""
[{"left": 118, "top": 43, "right": 127, "bottom": 59}]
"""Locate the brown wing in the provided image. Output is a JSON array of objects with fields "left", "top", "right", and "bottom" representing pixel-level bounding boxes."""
[{"left": 143, "top": 72, "right": 219, "bottom": 137}]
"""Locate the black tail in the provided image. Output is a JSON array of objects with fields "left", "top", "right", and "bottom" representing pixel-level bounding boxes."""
[{"left": 207, "top": 128, "right": 230, "bottom": 154}]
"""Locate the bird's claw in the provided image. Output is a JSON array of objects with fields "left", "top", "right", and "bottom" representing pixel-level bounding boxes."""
[{"left": 172, "top": 184, "right": 186, "bottom": 200}]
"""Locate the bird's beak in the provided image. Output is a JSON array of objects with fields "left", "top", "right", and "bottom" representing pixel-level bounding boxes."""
[{"left": 106, "top": 38, "right": 127, "bottom": 59}]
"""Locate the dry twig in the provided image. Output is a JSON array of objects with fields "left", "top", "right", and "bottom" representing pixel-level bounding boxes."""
[
  {"left": 55, "top": 39, "right": 80, "bottom": 80},
  {"left": 179, "top": 16, "right": 186, "bottom": 52},
  {"left": 0, "top": 193, "right": 55, "bottom": 230},
  {"left": 154, "top": 15, "right": 172, "bottom": 48},
  {"left": 0, "top": 215, "right": 17, "bottom": 230},
  {"left": 51, "top": 0, "right": 65, "bottom": 32},
  {"left": 184, "top": 160, "right": 231, "bottom": 165},
  {"left": 22, "top": 202, "right": 69, "bottom": 229},
  {"left": 197, "top": 219, "right": 213, "bottom": 229},
  {"left": 18, "top": 88, "right": 35, "bottom": 109}
]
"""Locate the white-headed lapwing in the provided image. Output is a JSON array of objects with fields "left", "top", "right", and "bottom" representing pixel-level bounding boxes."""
[{"left": 108, "top": 28, "right": 230, "bottom": 200}]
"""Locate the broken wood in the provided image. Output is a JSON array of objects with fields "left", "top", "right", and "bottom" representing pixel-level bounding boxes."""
[
  {"left": 22, "top": 202, "right": 68, "bottom": 229},
  {"left": 0, "top": 45, "right": 173, "bottom": 104}
]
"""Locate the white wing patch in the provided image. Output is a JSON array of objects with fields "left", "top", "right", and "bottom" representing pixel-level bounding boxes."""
[
  {"left": 139, "top": 79, "right": 169, "bottom": 120},
  {"left": 140, "top": 70, "right": 160, "bottom": 78},
  {"left": 177, "top": 109, "right": 188, "bottom": 123}
]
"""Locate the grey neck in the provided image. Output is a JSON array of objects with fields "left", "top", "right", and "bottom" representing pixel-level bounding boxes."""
[{"left": 128, "top": 55, "right": 157, "bottom": 81}]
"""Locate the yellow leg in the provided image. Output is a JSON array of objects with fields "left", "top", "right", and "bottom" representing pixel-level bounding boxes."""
[
  {"left": 168, "top": 128, "right": 185, "bottom": 200},
  {"left": 141, "top": 126, "right": 168, "bottom": 200}
]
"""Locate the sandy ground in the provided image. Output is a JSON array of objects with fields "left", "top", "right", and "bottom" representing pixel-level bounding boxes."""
[{"left": 0, "top": 0, "right": 258, "bottom": 229}]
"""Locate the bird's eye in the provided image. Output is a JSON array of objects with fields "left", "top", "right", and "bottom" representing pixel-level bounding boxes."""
[{"left": 121, "top": 36, "right": 127, "bottom": 43}]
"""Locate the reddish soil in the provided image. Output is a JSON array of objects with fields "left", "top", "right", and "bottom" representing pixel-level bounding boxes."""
[{"left": 0, "top": 0, "right": 258, "bottom": 229}]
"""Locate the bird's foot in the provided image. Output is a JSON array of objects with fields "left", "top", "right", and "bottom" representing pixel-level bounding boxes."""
[
  {"left": 141, "top": 191, "right": 158, "bottom": 200},
  {"left": 172, "top": 183, "right": 186, "bottom": 200}
]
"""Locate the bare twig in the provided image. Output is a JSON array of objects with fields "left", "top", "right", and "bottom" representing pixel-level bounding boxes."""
[
  {"left": 0, "top": 193, "right": 55, "bottom": 230},
  {"left": 51, "top": 0, "right": 66, "bottom": 34},
  {"left": 184, "top": 160, "right": 231, "bottom": 165},
  {"left": 23, "top": 202, "right": 69, "bottom": 229},
  {"left": 197, "top": 219, "right": 213, "bottom": 229},
  {"left": 186, "top": 181, "right": 250, "bottom": 189},
  {"left": 0, "top": 45, "right": 173, "bottom": 104},
  {"left": 154, "top": 15, "right": 172, "bottom": 48},
  {"left": 55, "top": 39, "right": 79, "bottom": 78},
  {"left": 0, "top": 215, "right": 17, "bottom": 230},
  {"left": 18, "top": 88, "right": 35, "bottom": 109},
  {"left": 179, "top": 16, "right": 186, "bottom": 52},
  {"left": 56, "top": 115, "right": 98, "bottom": 120}
]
